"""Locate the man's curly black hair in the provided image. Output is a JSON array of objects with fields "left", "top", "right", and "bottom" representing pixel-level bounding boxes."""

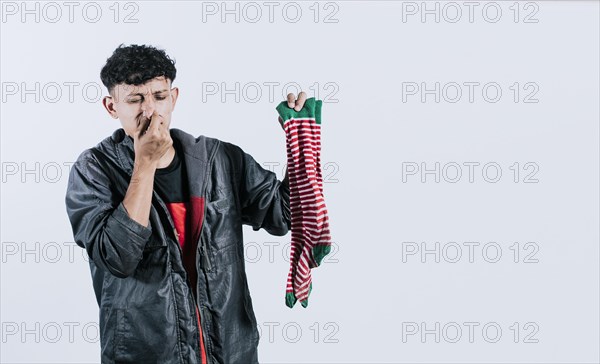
[{"left": 100, "top": 44, "right": 177, "bottom": 94}]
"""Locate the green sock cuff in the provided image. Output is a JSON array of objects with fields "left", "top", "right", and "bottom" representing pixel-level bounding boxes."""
[
  {"left": 312, "top": 244, "right": 332, "bottom": 266},
  {"left": 276, "top": 97, "right": 322, "bottom": 125}
]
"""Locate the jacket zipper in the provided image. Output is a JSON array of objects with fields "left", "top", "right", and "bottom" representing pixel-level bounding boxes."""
[
  {"left": 152, "top": 190, "right": 180, "bottom": 245},
  {"left": 194, "top": 139, "right": 220, "bottom": 364},
  {"left": 198, "top": 140, "right": 219, "bottom": 273},
  {"left": 195, "top": 199, "right": 211, "bottom": 364}
]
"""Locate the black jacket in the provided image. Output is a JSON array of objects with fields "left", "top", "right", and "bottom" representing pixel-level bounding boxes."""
[{"left": 65, "top": 127, "right": 291, "bottom": 363}]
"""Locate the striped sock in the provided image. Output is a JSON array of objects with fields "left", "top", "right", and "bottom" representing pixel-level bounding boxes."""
[{"left": 276, "top": 97, "right": 332, "bottom": 308}]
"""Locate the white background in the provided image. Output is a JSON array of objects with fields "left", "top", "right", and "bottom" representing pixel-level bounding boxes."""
[{"left": 1, "top": 1, "right": 599, "bottom": 363}]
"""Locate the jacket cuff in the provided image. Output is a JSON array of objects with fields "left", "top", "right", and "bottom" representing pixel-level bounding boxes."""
[{"left": 111, "top": 201, "right": 153, "bottom": 241}]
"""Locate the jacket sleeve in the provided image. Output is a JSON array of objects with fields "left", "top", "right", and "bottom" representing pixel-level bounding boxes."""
[
  {"left": 235, "top": 145, "right": 291, "bottom": 236},
  {"left": 65, "top": 150, "right": 153, "bottom": 278}
]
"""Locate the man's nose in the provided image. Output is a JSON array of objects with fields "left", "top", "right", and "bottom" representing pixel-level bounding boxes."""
[{"left": 141, "top": 98, "right": 156, "bottom": 118}]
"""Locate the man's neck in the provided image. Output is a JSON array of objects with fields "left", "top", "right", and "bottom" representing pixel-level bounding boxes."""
[{"left": 156, "top": 145, "right": 176, "bottom": 169}]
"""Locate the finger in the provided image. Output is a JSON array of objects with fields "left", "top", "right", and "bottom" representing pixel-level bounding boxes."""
[
  {"left": 294, "top": 91, "right": 307, "bottom": 111},
  {"left": 287, "top": 93, "right": 295, "bottom": 109},
  {"left": 136, "top": 112, "right": 147, "bottom": 129},
  {"left": 149, "top": 110, "right": 162, "bottom": 134},
  {"left": 137, "top": 114, "right": 151, "bottom": 137},
  {"left": 160, "top": 121, "right": 170, "bottom": 139}
]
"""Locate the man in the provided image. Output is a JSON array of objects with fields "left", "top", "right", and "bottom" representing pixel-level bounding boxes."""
[{"left": 65, "top": 44, "right": 306, "bottom": 364}]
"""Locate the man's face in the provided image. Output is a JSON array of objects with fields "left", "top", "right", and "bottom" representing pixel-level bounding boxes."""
[{"left": 102, "top": 76, "right": 179, "bottom": 137}]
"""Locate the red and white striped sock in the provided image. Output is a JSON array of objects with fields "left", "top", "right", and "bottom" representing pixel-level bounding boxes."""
[{"left": 276, "top": 97, "right": 332, "bottom": 308}]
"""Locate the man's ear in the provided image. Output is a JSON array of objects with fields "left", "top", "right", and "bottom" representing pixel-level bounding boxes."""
[
  {"left": 102, "top": 95, "right": 118, "bottom": 119},
  {"left": 170, "top": 87, "right": 180, "bottom": 109}
]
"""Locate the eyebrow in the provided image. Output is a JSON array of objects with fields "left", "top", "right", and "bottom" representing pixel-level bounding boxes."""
[{"left": 127, "top": 89, "right": 169, "bottom": 97}]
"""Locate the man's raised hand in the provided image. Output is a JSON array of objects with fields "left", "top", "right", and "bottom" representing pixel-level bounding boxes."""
[{"left": 133, "top": 110, "right": 173, "bottom": 168}]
